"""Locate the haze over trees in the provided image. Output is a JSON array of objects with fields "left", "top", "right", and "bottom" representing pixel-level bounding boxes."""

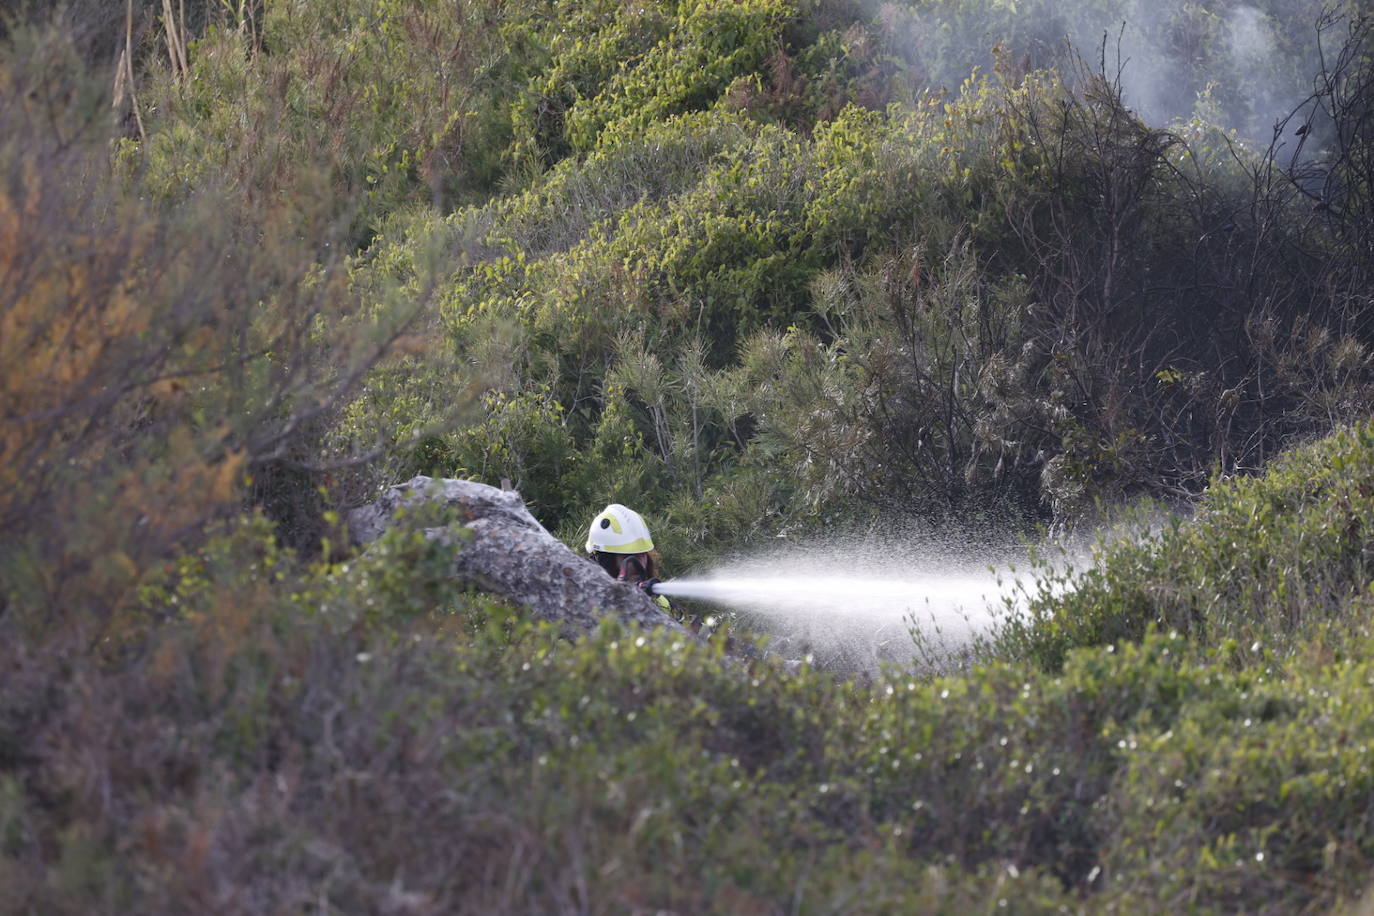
[{"left": 2, "top": 0, "right": 1374, "bottom": 911}]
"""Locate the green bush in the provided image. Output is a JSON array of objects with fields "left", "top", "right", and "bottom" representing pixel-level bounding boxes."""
[
  {"left": 132, "top": 0, "right": 525, "bottom": 241},
  {"left": 11, "top": 511, "right": 1374, "bottom": 911},
  {"left": 1001, "top": 421, "right": 1374, "bottom": 671}
]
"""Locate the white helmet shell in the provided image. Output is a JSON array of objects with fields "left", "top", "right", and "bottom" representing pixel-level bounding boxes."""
[{"left": 585, "top": 504, "right": 654, "bottom": 554}]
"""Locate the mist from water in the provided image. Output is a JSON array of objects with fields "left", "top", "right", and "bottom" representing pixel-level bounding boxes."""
[{"left": 655, "top": 533, "right": 1064, "bottom": 673}]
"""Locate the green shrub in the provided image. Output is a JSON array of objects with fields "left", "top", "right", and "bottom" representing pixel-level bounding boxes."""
[
  {"left": 1102, "top": 646, "right": 1374, "bottom": 910},
  {"left": 1002, "top": 421, "right": 1374, "bottom": 670},
  {"left": 564, "top": 0, "right": 793, "bottom": 153},
  {"left": 13, "top": 520, "right": 1374, "bottom": 912},
  {"left": 131, "top": 0, "right": 523, "bottom": 240}
]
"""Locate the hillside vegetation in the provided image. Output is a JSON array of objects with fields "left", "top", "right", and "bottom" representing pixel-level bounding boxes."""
[{"left": 3, "top": 0, "right": 1374, "bottom": 911}]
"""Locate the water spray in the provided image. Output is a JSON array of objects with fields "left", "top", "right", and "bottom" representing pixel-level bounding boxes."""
[{"left": 638, "top": 541, "right": 1039, "bottom": 672}]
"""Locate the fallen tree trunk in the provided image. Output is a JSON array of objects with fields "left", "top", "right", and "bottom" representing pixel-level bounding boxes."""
[{"left": 347, "top": 477, "right": 686, "bottom": 636}]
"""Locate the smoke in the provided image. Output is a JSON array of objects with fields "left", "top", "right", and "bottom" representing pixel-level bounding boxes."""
[
  {"left": 895, "top": 0, "right": 1328, "bottom": 144},
  {"left": 1228, "top": 6, "right": 1279, "bottom": 68},
  {"left": 1223, "top": 5, "right": 1284, "bottom": 137},
  {"left": 1098, "top": 0, "right": 1296, "bottom": 141}
]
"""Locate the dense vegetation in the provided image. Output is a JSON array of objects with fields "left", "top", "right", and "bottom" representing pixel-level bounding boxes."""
[{"left": 3, "top": 0, "right": 1374, "bottom": 910}]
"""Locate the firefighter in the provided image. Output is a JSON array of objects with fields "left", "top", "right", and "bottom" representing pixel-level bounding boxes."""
[{"left": 585, "top": 503, "right": 674, "bottom": 614}]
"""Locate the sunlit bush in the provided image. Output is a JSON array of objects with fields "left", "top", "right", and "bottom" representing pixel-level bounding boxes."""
[{"left": 1002, "top": 420, "right": 1374, "bottom": 671}]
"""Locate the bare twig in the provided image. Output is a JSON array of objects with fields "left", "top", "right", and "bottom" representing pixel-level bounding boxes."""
[{"left": 120, "top": 0, "right": 147, "bottom": 142}]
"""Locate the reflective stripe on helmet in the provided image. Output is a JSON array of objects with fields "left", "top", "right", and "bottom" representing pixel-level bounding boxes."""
[{"left": 604, "top": 536, "right": 653, "bottom": 554}]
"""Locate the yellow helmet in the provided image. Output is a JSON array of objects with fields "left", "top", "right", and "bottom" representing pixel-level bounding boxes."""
[{"left": 585, "top": 503, "right": 654, "bottom": 554}]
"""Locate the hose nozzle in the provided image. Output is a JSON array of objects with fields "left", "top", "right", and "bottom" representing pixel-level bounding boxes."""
[{"left": 638, "top": 577, "right": 661, "bottom": 597}]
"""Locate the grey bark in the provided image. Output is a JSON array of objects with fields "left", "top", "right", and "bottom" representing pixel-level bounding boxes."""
[{"left": 347, "top": 476, "right": 685, "bottom": 636}]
